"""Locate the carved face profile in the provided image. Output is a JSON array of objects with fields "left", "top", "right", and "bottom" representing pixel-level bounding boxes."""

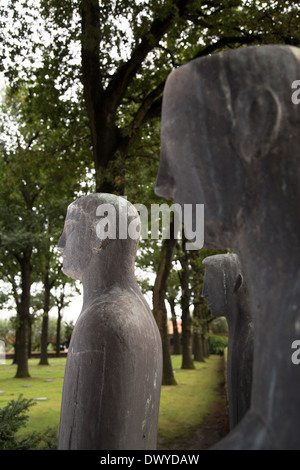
[
  {"left": 57, "top": 203, "right": 92, "bottom": 280},
  {"left": 155, "top": 45, "right": 300, "bottom": 249},
  {"left": 57, "top": 194, "right": 140, "bottom": 281}
]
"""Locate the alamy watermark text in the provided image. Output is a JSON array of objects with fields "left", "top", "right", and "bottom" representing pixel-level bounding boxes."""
[{"left": 96, "top": 202, "right": 204, "bottom": 250}]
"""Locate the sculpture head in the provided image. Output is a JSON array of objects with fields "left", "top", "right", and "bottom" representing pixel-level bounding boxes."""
[
  {"left": 155, "top": 45, "right": 300, "bottom": 249},
  {"left": 202, "top": 253, "right": 244, "bottom": 318},
  {"left": 57, "top": 194, "right": 140, "bottom": 281}
]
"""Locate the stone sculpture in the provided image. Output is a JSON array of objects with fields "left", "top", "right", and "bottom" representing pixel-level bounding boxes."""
[
  {"left": 202, "top": 253, "right": 253, "bottom": 430},
  {"left": 155, "top": 45, "right": 300, "bottom": 449},
  {"left": 57, "top": 193, "right": 162, "bottom": 450}
]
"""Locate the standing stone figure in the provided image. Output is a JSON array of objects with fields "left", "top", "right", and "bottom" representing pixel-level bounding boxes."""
[
  {"left": 155, "top": 45, "right": 300, "bottom": 449},
  {"left": 202, "top": 253, "right": 253, "bottom": 430},
  {"left": 57, "top": 193, "right": 162, "bottom": 450}
]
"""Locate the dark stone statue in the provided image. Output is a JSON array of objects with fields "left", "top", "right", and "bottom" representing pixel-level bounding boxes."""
[
  {"left": 57, "top": 194, "right": 162, "bottom": 450},
  {"left": 155, "top": 45, "right": 300, "bottom": 449},
  {"left": 202, "top": 253, "right": 253, "bottom": 430}
]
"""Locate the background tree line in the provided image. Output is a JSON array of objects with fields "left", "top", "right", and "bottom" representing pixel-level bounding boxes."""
[
  {"left": 0, "top": 0, "right": 298, "bottom": 380},
  {"left": 0, "top": 317, "right": 74, "bottom": 356}
]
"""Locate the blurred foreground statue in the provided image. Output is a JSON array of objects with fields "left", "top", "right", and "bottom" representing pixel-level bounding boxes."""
[
  {"left": 57, "top": 194, "right": 162, "bottom": 450},
  {"left": 155, "top": 45, "right": 300, "bottom": 449},
  {"left": 202, "top": 253, "right": 253, "bottom": 430}
]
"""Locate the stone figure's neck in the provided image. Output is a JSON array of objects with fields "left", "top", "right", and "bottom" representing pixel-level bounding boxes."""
[
  {"left": 234, "top": 220, "right": 300, "bottom": 432},
  {"left": 235, "top": 225, "right": 299, "bottom": 319},
  {"left": 81, "top": 250, "right": 137, "bottom": 311},
  {"left": 233, "top": 201, "right": 299, "bottom": 373}
]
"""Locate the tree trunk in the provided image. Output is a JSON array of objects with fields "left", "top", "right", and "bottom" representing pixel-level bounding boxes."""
[
  {"left": 15, "top": 255, "right": 31, "bottom": 378},
  {"left": 80, "top": 0, "right": 192, "bottom": 194},
  {"left": 12, "top": 324, "right": 19, "bottom": 365},
  {"left": 193, "top": 302, "right": 205, "bottom": 362},
  {"left": 168, "top": 297, "right": 181, "bottom": 355},
  {"left": 181, "top": 301, "right": 194, "bottom": 369},
  {"left": 55, "top": 303, "right": 63, "bottom": 357},
  {"left": 28, "top": 316, "right": 32, "bottom": 359},
  {"left": 80, "top": 0, "right": 126, "bottom": 194},
  {"left": 203, "top": 321, "right": 210, "bottom": 357},
  {"left": 153, "top": 221, "right": 177, "bottom": 385},
  {"left": 179, "top": 248, "right": 194, "bottom": 370},
  {"left": 39, "top": 272, "right": 50, "bottom": 365},
  {"left": 39, "top": 312, "right": 49, "bottom": 365}
]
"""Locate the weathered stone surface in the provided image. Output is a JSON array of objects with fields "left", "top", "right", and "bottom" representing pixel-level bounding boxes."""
[
  {"left": 155, "top": 45, "right": 300, "bottom": 449},
  {"left": 57, "top": 194, "right": 162, "bottom": 450},
  {"left": 202, "top": 253, "right": 253, "bottom": 430}
]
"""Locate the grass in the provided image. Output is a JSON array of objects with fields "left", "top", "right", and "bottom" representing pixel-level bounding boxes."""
[
  {"left": 158, "top": 355, "right": 226, "bottom": 444},
  {"left": 0, "top": 354, "right": 226, "bottom": 447},
  {"left": 0, "top": 357, "right": 66, "bottom": 440}
]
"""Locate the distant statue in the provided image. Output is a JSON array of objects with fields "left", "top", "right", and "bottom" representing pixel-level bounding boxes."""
[
  {"left": 202, "top": 253, "right": 253, "bottom": 430},
  {"left": 57, "top": 193, "right": 162, "bottom": 450},
  {"left": 155, "top": 45, "right": 300, "bottom": 449}
]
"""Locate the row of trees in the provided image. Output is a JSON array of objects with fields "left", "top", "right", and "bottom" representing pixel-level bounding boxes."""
[
  {"left": 0, "top": 76, "right": 91, "bottom": 376},
  {"left": 0, "top": 317, "right": 74, "bottom": 356},
  {"left": 0, "top": 0, "right": 299, "bottom": 381}
]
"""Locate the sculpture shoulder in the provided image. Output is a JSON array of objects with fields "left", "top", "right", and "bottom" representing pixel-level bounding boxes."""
[
  {"left": 75, "top": 285, "right": 151, "bottom": 331},
  {"left": 70, "top": 285, "right": 159, "bottom": 353},
  {"left": 90, "top": 285, "right": 147, "bottom": 311}
]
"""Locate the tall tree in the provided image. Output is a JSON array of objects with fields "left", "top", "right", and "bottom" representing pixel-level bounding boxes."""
[
  {"left": 3, "top": 1, "right": 298, "bottom": 193},
  {"left": 53, "top": 281, "right": 76, "bottom": 357},
  {"left": 166, "top": 270, "right": 181, "bottom": 355},
  {"left": 153, "top": 218, "right": 177, "bottom": 385},
  {"left": 0, "top": 147, "right": 39, "bottom": 377},
  {"left": 0, "top": 82, "right": 91, "bottom": 376},
  {"left": 177, "top": 239, "right": 194, "bottom": 369},
  {"left": 38, "top": 252, "right": 62, "bottom": 365},
  {"left": 77, "top": 0, "right": 300, "bottom": 192}
]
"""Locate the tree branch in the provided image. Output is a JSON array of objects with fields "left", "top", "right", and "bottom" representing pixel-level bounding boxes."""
[
  {"left": 26, "top": 131, "right": 40, "bottom": 150},
  {"left": 193, "top": 34, "right": 260, "bottom": 59},
  {"left": 20, "top": 181, "right": 44, "bottom": 211},
  {"left": 80, "top": 0, "right": 103, "bottom": 125},
  {"left": 129, "top": 81, "right": 165, "bottom": 134},
  {"left": 5, "top": 273, "right": 21, "bottom": 306},
  {"left": 105, "top": 0, "right": 193, "bottom": 111},
  {"left": 127, "top": 32, "right": 261, "bottom": 136}
]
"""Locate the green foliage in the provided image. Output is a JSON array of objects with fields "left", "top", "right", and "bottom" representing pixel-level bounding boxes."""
[
  {"left": 2, "top": 2, "right": 298, "bottom": 174},
  {"left": 210, "top": 317, "right": 229, "bottom": 336},
  {"left": 209, "top": 334, "right": 228, "bottom": 356},
  {"left": 63, "top": 320, "right": 74, "bottom": 348},
  {"left": 0, "top": 80, "right": 92, "bottom": 285},
  {"left": 0, "top": 315, "right": 74, "bottom": 352},
  {"left": 0, "top": 318, "right": 15, "bottom": 350},
  {"left": 0, "top": 395, "right": 57, "bottom": 450},
  {"left": 0, "top": 75, "right": 92, "bottom": 375},
  {"left": 0, "top": 358, "right": 66, "bottom": 438},
  {"left": 30, "top": 317, "right": 72, "bottom": 351}
]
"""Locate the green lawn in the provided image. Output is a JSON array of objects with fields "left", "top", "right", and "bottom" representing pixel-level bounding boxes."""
[
  {"left": 158, "top": 355, "right": 226, "bottom": 443},
  {"left": 0, "top": 357, "right": 65, "bottom": 440},
  {"left": 0, "top": 354, "right": 226, "bottom": 447}
]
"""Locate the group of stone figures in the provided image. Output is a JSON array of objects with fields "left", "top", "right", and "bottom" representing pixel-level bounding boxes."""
[{"left": 57, "top": 45, "right": 300, "bottom": 450}]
